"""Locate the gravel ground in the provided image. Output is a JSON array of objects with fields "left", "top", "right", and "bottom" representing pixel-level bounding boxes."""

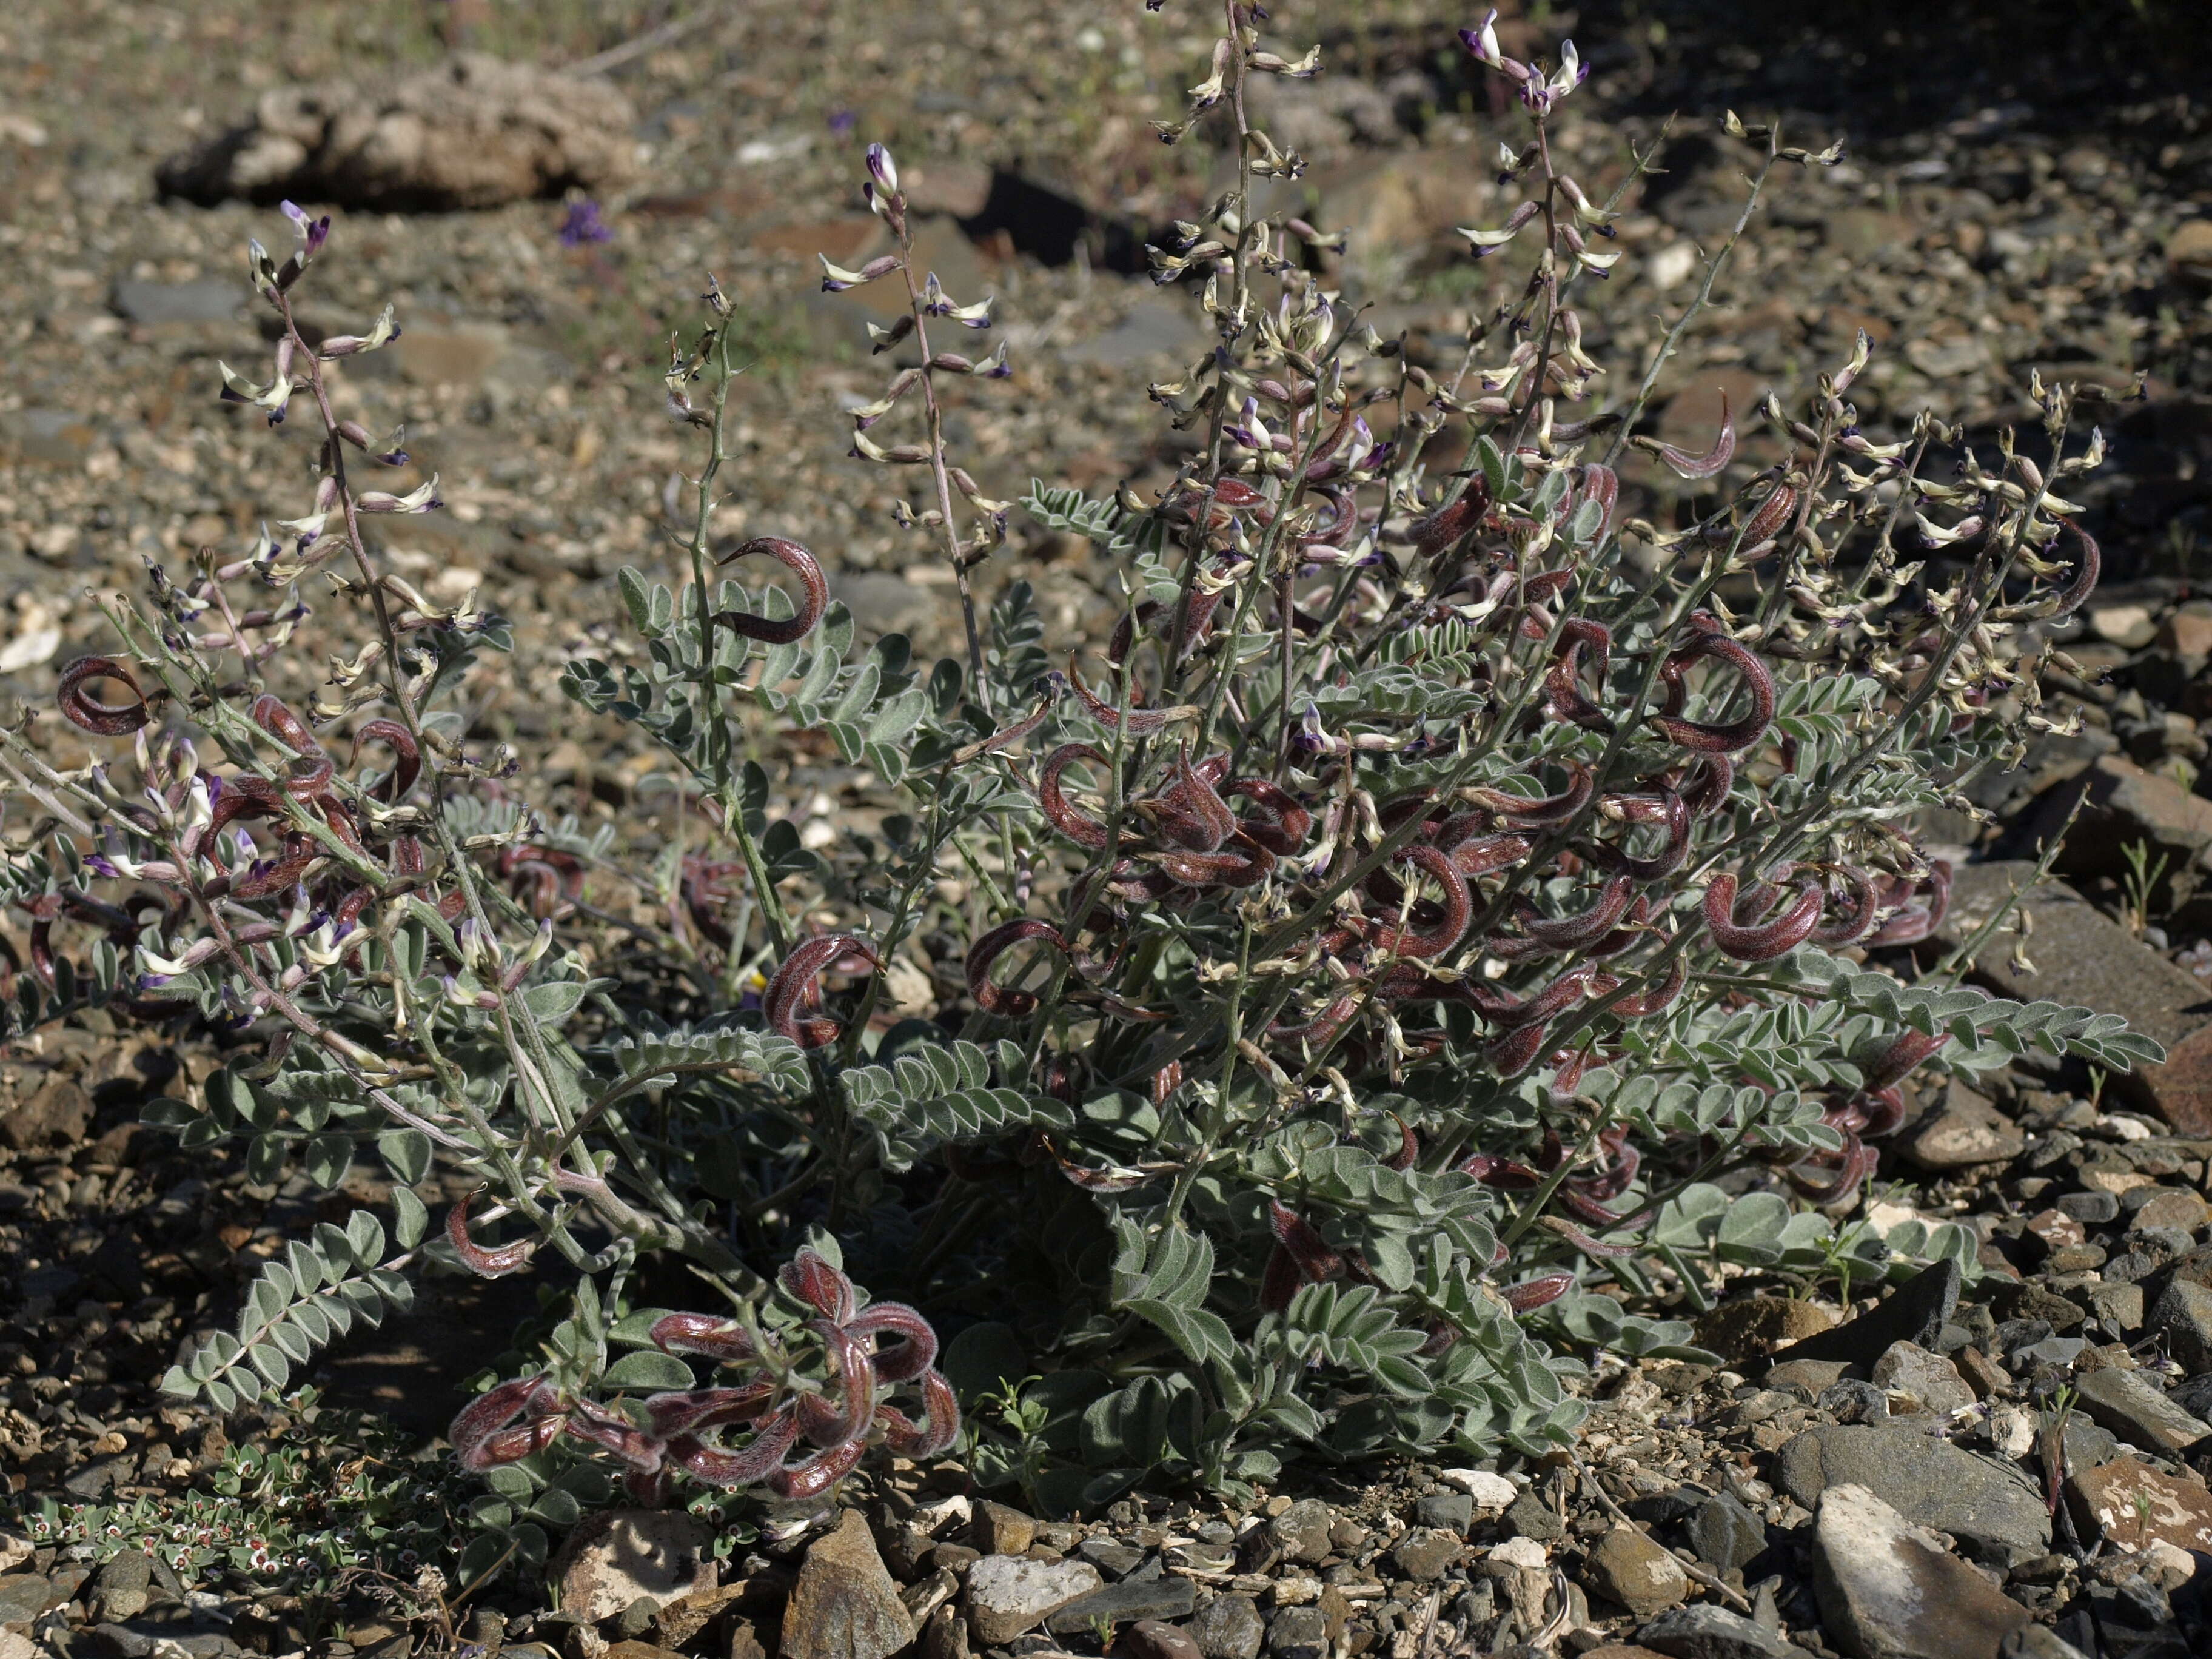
[{"left": 7, "top": 3, "right": 2212, "bottom": 1657}]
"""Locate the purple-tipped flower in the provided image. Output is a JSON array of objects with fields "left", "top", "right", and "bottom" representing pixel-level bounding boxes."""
[
  {"left": 865, "top": 142, "right": 899, "bottom": 196},
  {"left": 279, "top": 200, "right": 331, "bottom": 258},
  {"left": 558, "top": 200, "right": 614, "bottom": 247}
]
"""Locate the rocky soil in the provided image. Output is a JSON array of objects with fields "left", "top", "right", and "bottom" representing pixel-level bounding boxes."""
[{"left": 7, "top": 2, "right": 2212, "bottom": 1658}]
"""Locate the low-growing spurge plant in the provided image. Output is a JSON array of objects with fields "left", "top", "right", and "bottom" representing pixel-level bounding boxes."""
[{"left": 0, "top": 3, "right": 2162, "bottom": 1548}]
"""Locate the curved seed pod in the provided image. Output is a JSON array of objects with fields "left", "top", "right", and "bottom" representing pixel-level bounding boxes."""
[
  {"left": 807, "top": 1319, "right": 877, "bottom": 1446},
  {"left": 1545, "top": 618, "right": 1614, "bottom": 732},
  {"left": 1410, "top": 478, "right": 1490, "bottom": 559},
  {"left": 1862, "top": 1028, "right": 1949, "bottom": 1090},
  {"left": 713, "top": 537, "right": 828, "bottom": 643},
  {"left": 1537, "top": 1218, "right": 1641, "bottom": 1259},
  {"left": 1737, "top": 480, "right": 1798, "bottom": 548},
  {"left": 1865, "top": 860, "right": 1952, "bottom": 947},
  {"left": 652, "top": 1312, "right": 766, "bottom": 1366},
  {"left": 1146, "top": 748, "right": 1238, "bottom": 851},
  {"left": 877, "top": 1366, "right": 961, "bottom": 1456},
  {"left": 1225, "top": 777, "right": 1311, "bottom": 854},
  {"left": 1679, "top": 754, "right": 1735, "bottom": 818},
  {"left": 1385, "top": 1116, "right": 1419, "bottom": 1171},
  {"left": 1651, "top": 618, "right": 1775, "bottom": 754},
  {"left": 1857, "top": 1085, "right": 1909, "bottom": 1138},
  {"left": 1613, "top": 954, "right": 1689, "bottom": 1017},
  {"left": 1267, "top": 993, "right": 1362, "bottom": 1053},
  {"left": 766, "top": 1435, "right": 865, "bottom": 1501},
  {"left": 446, "top": 1187, "right": 536, "bottom": 1278},
  {"left": 1462, "top": 1153, "right": 1541, "bottom": 1189},
  {"left": 1787, "top": 1134, "right": 1878, "bottom": 1202},
  {"left": 349, "top": 718, "right": 420, "bottom": 802},
  {"left": 1577, "top": 791, "right": 1687, "bottom": 882},
  {"left": 1576, "top": 463, "right": 1618, "bottom": 544},
  {"left": 779, "top": 1245, "right": 858, "bottom": 1323},
  {"left": 1638, "top": 392, "right": 1735, "bottom": 478},
  {"left": 1703, "top": 871, "right": 1825, "bottom": 961},
  {"left": 1070, "top": 656, "right": 1180, "bottom": 734},
  {"left": 765, "top": 934, "right": 881, "bottom": 1048},
  {"left": 1464, "top": 965, "right": 1600, "bottom": 1030},
  {"left": 465, "top": 1416, "right": 568, "bottom": 1470},
  {"left": 1039, "top": 743, "right": 1113, "bottom": 850},
  {"left": 562, "top": 1396, "right": 665, "bottom": 1472},
  {"left": 1464, "top": 763, "right": 1592, "bottom": 828},
  {"left": 643, "top": 1384, "right": 777, "bottom": 1439},
  {"left": 58, "top": 656, "right": 152, "bottom": 735},
  {"left": 451, "top": 1375, "right": 562, "bottom": 1468},
  {"left": 1809, "top": 865, "right": 1882, "bottom": 946},
  {"left": 1367, "top": 845, "right": 1470, "bottom": 959},
  {"left": 665, "top": 1404, "right": 802, "bottom": 1487},
  {"left": 2046, "top": 518, "right": 2099, "bottom": 617},
  {"left": 1259, "top": 1244, "right": 1302, "bottom": 1312},
  {"left": 207, "top": 774, "right": 287, "bottom": 838},
  {"left": 967, "top": 918, "right": 1068, "bottom": 1017},
  {"left": 1572, "top": 1130, "right": 1641, "bottom": 1202},
  {"left": 1503, "top": 1272, "right": 1576, "bottom": 1313},
  {"left": 1267, "top": 1200, "right": 1345, "bottom": 1283},
  {"left": 1449, "top": 832, "right": 1534, "bottom": 879},
  {"left": 952, "top": 675, "right": 1063, "bottom": 762},
  {"left": 1486, "top": 1020, "right": 1551, "bottom": 1076},
  {"left": 1153, "top": 840, "right": 1275, "bottom": 888},
  {"left": 250, "top": 692, "right": 318, "bottom": 755},
  {"left": 1517, "top": 873, "right": 1635, "bottom": 951},
  {"left": 846, "top": 1300, "right": 939, "bottom": 1382}
]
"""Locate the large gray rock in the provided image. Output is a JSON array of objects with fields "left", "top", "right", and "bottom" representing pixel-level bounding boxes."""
[
  {"left": 1812, "top": 1484, "right": 2029, "bottom": 1659},
  {"left": 554, "top": 1510, "right": 715, "bottom": 1625},
  {"left": 1187, "top": 1594, "right": 1264, "bottom": 1659},
  {"left": 1583, "top": 1525, "right": 1688, "bottom": 1618},
  {"left": 2070, "top": 1364, "right": 2210, "bottom": 1454},
  {"left": 782, "top": 1511, "right": 916, "bottom": 1659},
  {"left": 964, "top": 1556, "right": 1102, "bottom": 1647},
  {"left": 157, "top": 52, "right": 637, "bottom": 210},
  {"left": 2148, "top": 1278, "right": 2212, "bottom": 1373},
  {"left": 1635, "top": 1603, "right": 1797, "bottom": 1658},
  {"left": 1774, "top": 1424, "right": 2050, "bottom": 1564},
  {"left": 1934, "top": 863, "right": 2202, "bottom": 1131},
  {"left": 1767, "top": 1261, "right": 1960, "bottom": 1372}
]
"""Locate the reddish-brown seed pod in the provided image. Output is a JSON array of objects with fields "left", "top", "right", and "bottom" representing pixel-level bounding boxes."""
[
  {"left": 1367, "top": 845, "right": 1471, "bottom": 959},
  {"left": 1578, "top": 791, "right": 1688, "bottom": 883},
  {"left": 666, "top": 1405, "right": 802, "bottom": 1488},
  {"left": 643, "top": 1384, "right": 777, "bottom": 1440},
  {"left": 1516, "top": 873, "right": 1635, "bottom": 952},
  {"left": 1464, "top": 965, "right": 1600, "bottom": 1030},
  {"left": 1464, "top": 762, "right": 1593, "bottom": 828},
  {"left": 1679, "top": 754, "right": 1735, "bottom": 818},
  {"left": 1225, "top": 777, "right": 1310, "bottom": 854},
  {"left": 713, "top": 537, "right": 828, "bottom": 643},
  {"left": 876, "top": 1366, "right": 962, "bottom": 1456},
  {"left": 1503, "top": 1272, "right": 1576, "bottom": 1313},
  {"left": 1385, "top": 1116, "right": 1419, "bottom": 1171},
  {"left": 805, "top": 1320, "right": 877, "bottom": 1446},
  {"left": 1613, "top": 954, "right": 1689, "bottom": 1017},
  {"left": 1809, "top": 865, "right": 1882, "bottom": 946},
  {"left": 450, "top": 1375, "right": 563, "bottom": 1470},
  {"left": 250, "top": 692, "right": 318, "bottom": 756},
  {"left": 1070, "top": 656, "right": 1179, "bottom": 734},
  {"left": 1039, "top": 743, "right": 1113, "bottom": 851},
  {"left": 1640, "top": 392, "right": 1735, "bottom": 479},
  {"left": 1448, "top": 832, "right": 1535, "bottom": 879},
  {"left": 1862, "top": 1028, "right": 1949, "bottom": 1090},
  {"left": 2044, "top": 518, "right": 2100, "bottom": 618},
  {"left": 1703, "top": 871, "right": 1825, "bottom": 961},
  {"left": 765, "top": 934, "right": 881, "bottom": 1048},
  {"left": 779, "top": 1245, "right": 857, "bottom": 1323},
  {"left": 1267, "top": 1200, "right": 1346, "bottom": 1284},
  {"left": 846, "top": 1301, "right": 939, "bottom": 1382},
  {"left": 651, "top": 1312, "right": 763, "bottom": 1366},
  {"left": 966, "top": 918, "right": 1068, "bottom": 1018},
  {"left": 1650, "top": 616, "right": 1775, "bottom": 754},
  {"left": 446, "top": 1187, "right": 537, "bottom": 1278},
  {"left": 58, "top": 656, "right": 152, "bottom": 736},
  {"left": 1486, "top": 1020, "right": 1551, "bottom": 1076},
  {"left": 1154, "top": 840, "right": 1276, "bottom": 889},
  {"left": 349, "top": 717, "right": 421, "bottom": 801},
  {"left": 1410, "top": 477, "right": 1491, "bottom": 559},
  {"left": 1737, "top": 481, "right": 1798, "bottom": 548},
  {"left": 1147, "top": 749, "right": 1239, "bottom": 851},
  {"left": 1865, "top": 860, "right": 1952, "bottom": 947},
  {"left": 1267, "top": 993, "right": 1362, "bottom": 1053},
  {"left": 1544, "top": 618, "right": 1613, "bottom": 732}
]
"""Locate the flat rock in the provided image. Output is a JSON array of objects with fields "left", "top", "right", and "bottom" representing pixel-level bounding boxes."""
[
  {"left": 1774, "top": 1423, "right": 2050, "bottom": 1564},
  {"left": 1634, "top": 1603, "right": 1797, "bottom": 1658},
  {"left": 2147, "top": 1277, "right": 2212, "bottom": 1372},
  {"left": 1901, "top": 1087, "right": 2025, "bottom": 1170},
  {"left": 1118, "top": 1621, "right": 1203, "bottom": 1659},
  {"left": 1583, "top": 1526, "right": 1688, "bottom": 1619},
  {"left": 782, "top": 1513, "right": 914, "bottom": 1659},
  {"left": 2065, "top": 1455, "right": 2212, "bottom": 1552},
  {"left": 1934, "top": 864, "right": 2202, "bottom": 1131},
  {"left": 965, "top": 1556, "right": 1102, "bottom": 1647},
  {"left": 555, "top": 1510, "right": 715, "bottom": 1625},
  {"left": 1388, "top": 1527, "right": 1461, "bottom": 1581},
  {"left": 1694, "top": 1296, "right": 1835, "bottom": 1362},
  {"left": 1270, "top": 1500, "right": 1335, "bottom": 1565},
  {"left": 157, "top": 52, "right": 637, "bottom": 210},
  {"left": 973, "top": 1501, "right": 1037, "bottom": 1557},
  {"left": 1187, "top": 1595, "right": 1264, "bottom": 1659},
  {"left": 1059, "top": 301, "right": 1208, "bottom": 367},
  {"left": 1812, "top": 1484, "right": 2029, "bottom": 1659},
  {"left": 2070, "top": 1365, "right": 2210, "bottom": 1453},
  {"left": 110, "top": 279, "right": 246, "bottom": 326},
  {"left": 1045, "top": 1575, "right": 1196, "bottom": 1634},
  {"left": 1686, "top": 1492, "right": 1768, "bottom": 1576},
  {"left": 1436, "top": 1470, "right": 1518, "bottom": 1513},
  {"left": 1768, "top": 1261, "right": 1962, "bottom": 1371},
  {"left": 1871, "top": 1341, "right": 1975, "bottom": 1416},
  {"left": 0, "top": 1577, "right": 50, "bottom": 1625}
]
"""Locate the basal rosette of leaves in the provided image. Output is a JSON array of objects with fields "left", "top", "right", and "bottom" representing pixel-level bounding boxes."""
[{"left": 0, "top": 5, "right": 2164, "bottom": 1535}]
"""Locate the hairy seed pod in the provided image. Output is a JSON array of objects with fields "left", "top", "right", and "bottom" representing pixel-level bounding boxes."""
[
  {"left": 450, "top": 1375, "right": 563, "bottom": 1469},
  {"left": 1503, "top": 1272, "right": 1575, "bottom": 1312},
  {"left": 349, "top": 717, "right": 420, "bottom": 801},
  {"left": 665, "top": 1405, "right": 801, "bottom": 1487},
  {"left": 1367, "top": 845, "right": 1472, "bottom": 959},
  {"left": 643, "top": 1384, "right": 777, "bottom": 1440},
  {"left": 966, "top": 918, "right": 1068, "bottom": 1017},
  {"left": 1516, "top": 873, "right": 1635, "bottom": 951},
  {"left": 1613, "top": 954, "right": 1688, "bottom": 1017},
  {"left": 846, "top": 1301, "right": 939, "bottom": 1381},
  {"left": 1464, "top": 762, "right": 1592, "bottom": 828},
  {"left": 1410, "top": 477, "right": 1491, "bottom": 558},
  {"left": 651, "top": 1312, "right": 764, "bottom": 1366},
  {"left": 1639, "top": 392, "right": 1735, "bottom": 478},
  {"left": 1070, "top": 655, "right": 1181, "bottom": 734},
  {"left": 767, "top": 1436, "right": 866, "bottom": 1501},
  {"left": 1809, "top": 864, "right": 1881, "bottom": 946},
  {"left": 446, "top": 1187, "right": 536, "bottom": 1278},
  {"left": 1039, "top": 743, "right": 1113, "bottom": 850},
  {"left": 765, "top": 934, "right": 881, "bottom": 1048},
  {"left": 712, "top": 537, "right": 828, "bottom": 643},
  {"left": 1679, "top": 753, "right": 1735, "bottom": 818},
  {"left": 1703, "top": 871, "right": 1824, "bottom": 961},
  {"left": 1651, "top": 615, "right": 1775, "bottom": 754},
  {"left": 779, "top": 1245, "right": 858, "bottom": 1323},
  {"left": 1578, "top": 790, "right": 1688, "bottom": 882},
  {"left": 1544, "top": 617, "right": 1614, "bottom": 732},
  {"left": 1486, "top": 1020, "right": 1550, "bottom": 1076},
  {"left": 1225, "top": 776, "right": 1311, "bottom": 853},
  {"left": 58, "top": 655, "right": 152, "bottom": 735}
]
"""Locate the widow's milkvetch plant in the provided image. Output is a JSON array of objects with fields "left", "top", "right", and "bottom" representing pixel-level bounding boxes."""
[{"left": 0, "top": 2, "right": 2165, "bottom": 1529}]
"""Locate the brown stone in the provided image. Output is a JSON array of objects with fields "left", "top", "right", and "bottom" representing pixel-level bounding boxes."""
[
  {"left": 782, "top": 1511, "right": 918, "bottom": 1659},
  {"left": 1116, "top": 1621, "right": 1203, "bottom": 1659},
  {"left": 2169, "top": 219, "right": 2212, "bottom": 285},
  {"left": 2131, "top": 1188, "right": 2210, "bottom": 1233},
  {"left": 1693, "top": 1296, "right": 1836, "bottom": 1364},
  {"left": 1934, "top": 863, "right": 2212, "bottom": 1133},
  {"left": 1901, "top": 1087, "right": 2025, "bottom": 1170},
  {"left": 0, "top": 1074, "right": 90, "bottom": 1151},
  {"left": 2158, "top": 606, "right": 2212, "bottom": 665},
  {"left": 2066, "top": 1456, "right": 2212, "bottom": 1553},
  {"left": 2024, "top": 1208, "right": 2086, "bottom": 1253},
  {"left": 554, "top": 1510, "right": 716, "bottom": 1625},
  {"left": 1954, "top": 1346, "right": 2011, "bottom": 1399},
  {"left": 973, "top": 1501, "right": 1037, "bottom": 1557},
  {"left": 1582, "top": 1526, "right": 1688, "bottom": 1619}
]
